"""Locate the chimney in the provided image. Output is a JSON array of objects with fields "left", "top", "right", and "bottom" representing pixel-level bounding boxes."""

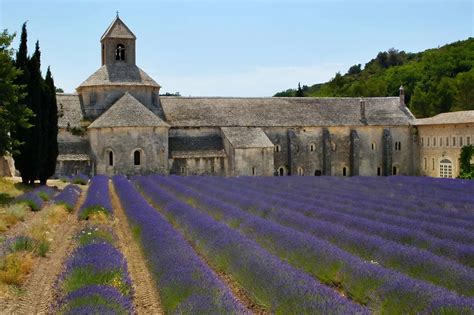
[
  {"left": 360, "top": 97, "right": 366, "bottom": 123},
  {"left": 399, "top": 85, "right": 405, "bottom": 107}
]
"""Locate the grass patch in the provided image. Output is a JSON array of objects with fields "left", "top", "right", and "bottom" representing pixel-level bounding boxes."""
[
  {"left": 0, "top": 204, "right": 29, "bottom": 232},
  {"left": 79, "top": 207, "right": 109, "bottom": 221},
  {"left": 62, "top": 267, "right": 131, "bottom": 296},
  {"left": 0, "top": 252, "right": 34, "bottom": 285}
]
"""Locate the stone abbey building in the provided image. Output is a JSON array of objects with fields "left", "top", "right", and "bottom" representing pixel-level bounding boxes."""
[{"left": 53, "top": 16, "right": 473, "bottom": 178}]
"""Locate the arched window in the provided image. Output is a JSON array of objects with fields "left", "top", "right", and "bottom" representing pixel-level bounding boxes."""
[
  {"left": 134, "top": 150, "right": 141, "bottom": 166},
  {"left": 274, "top": 145, "right": 281, "bottom": 153},
  {"left": 371, "top": 142, "right": 376, "bottom": 151},
  {"left": 278, "top": 167, "right": 285, "bottom": 176},
  {"left": 252, "top": 167, "right": 256, "bottom": 176},
  {"left": 297, "top": 167, "right": 304, "bottom": 176},
  {"left": 108, "top": 151, "right": 114, "bottom": 166},
  {"left": 377, "top": 167, "right": 381, "bottom": 176},
  {"left": 439, "top": 159, "right": 453, "bottom": 178},
  {"left": 342, "top": 167, "right": 347, "bottom": 176},
  {"left": 314, "top": 170, "right": 322, "bottom": 176},
  {"left": 392, "top": 166, "right": 397, "bottom": 175},
  {"left": 309, "top": 143, "right": 316, "bottom": 152},
  {"left": 116, "top": 44, "right": 125, "bottom": 61}
]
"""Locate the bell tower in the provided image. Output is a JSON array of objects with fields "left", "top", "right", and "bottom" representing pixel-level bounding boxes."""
[{"left": 100, "top": 14, "right": 136, "bottom": 66}]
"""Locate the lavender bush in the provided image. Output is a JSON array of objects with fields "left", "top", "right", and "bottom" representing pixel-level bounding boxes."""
[
  {"left": 78, "top": 175, "right": 113, "bottom": 220},
  {"left": 53, "top": 185, "right": 82, "bottom": 212},
  {"left": 136, "top": 176, "right": 369, "bottom": 314},
  {"left": 113, "top": 175, "right": 246, "bottom": 314},
  {"left": 14, "top": 185, "right": 57, "bottom": 211},
  {"left": 54, "top": 226, "right": 134, "bottom": 314},
  {"left": 157, "top": 175, "right": 474, "bottom": 313}
]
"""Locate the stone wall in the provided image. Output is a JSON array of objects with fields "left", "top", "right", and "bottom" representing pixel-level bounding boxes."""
[
  {"left": 417, "top": 123, "right": 473, "bottom": 177},
  {"left": 80, "top": 85, "right": 162, "bottom": 119},
  {"left": 89, "top": 126, "right": 169, "bottom": 176}
]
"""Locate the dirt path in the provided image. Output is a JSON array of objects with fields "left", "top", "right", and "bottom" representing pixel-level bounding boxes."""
[
  {"left": 109, "top": 183, "right": 163, "bottom": 315},
  {"left": 0, "top": 193, "right": 85, "bottom": 314}
]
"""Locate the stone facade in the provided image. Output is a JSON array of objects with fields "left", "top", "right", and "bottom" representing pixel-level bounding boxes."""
[
  {"left": 417, "top": 112, "right": 474, "bottom": 178},
  {"left": 49, "top": 16, "right": 473, "bottom": 179}
]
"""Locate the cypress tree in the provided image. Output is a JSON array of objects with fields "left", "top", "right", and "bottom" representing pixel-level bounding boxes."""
[
  {"left": 39, "top": 67, "right": 58, "bottom": 184},
  {"left": 12, "top": 23, "right": 35, "bottom": 184}
]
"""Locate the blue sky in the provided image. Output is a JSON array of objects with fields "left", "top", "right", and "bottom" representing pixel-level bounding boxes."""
[{"left": 1, "top": 0, "right": 472, "bottom": 96}]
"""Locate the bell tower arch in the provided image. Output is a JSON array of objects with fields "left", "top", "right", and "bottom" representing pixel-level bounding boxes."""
[{"left": 100, "top": 14, "right": 136, "bottom": 66}]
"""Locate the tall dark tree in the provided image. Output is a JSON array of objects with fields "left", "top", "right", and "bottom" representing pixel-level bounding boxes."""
[
  {"left": 39, "top": 67, "right": 58, "bottom": 184},
  {"left": 13, "top": 23, "right": 57, "bottom": 185},
  {"left": 13, "top": 23, "right": 35, "bottom": 184},
  {"left": 295, "top": 82, "right": 304, "bottom": 97}
]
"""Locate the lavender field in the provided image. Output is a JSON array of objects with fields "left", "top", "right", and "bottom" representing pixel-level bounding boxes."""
[{"left": 105, "top": 175, "right": 473, "bottom": 314}]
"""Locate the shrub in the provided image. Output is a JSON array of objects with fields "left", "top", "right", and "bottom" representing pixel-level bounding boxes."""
[{"left": 71, "top": 174, "right": 89, "bottom": 185}]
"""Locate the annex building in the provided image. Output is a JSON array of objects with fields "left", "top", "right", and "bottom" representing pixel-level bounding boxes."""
[{"left": 50, "top": 16, "right": 473, "bottom": 179}]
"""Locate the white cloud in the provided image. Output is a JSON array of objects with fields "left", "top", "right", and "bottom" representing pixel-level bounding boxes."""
[{"left": 156, "top": 63, "right": 346, "bottom": 97}]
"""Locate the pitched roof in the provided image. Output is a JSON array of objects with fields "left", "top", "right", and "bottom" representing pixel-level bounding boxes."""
[
  {"left": 77, "top": 64, "right": 160, "bottom": 89},
  {"left": 171, "top": 150, "right": 227, "bottom": 159},
  {"left": 416, "top": 111, "right": 474, "bottom": 125},
  {"left": 57, "top": 94, "right": 83, "bottom": 128},
  {"left": 101, "top": 16, "right": 136, "bottom": 41},
  {"left": 161, "top": 97, "right": 415, "bottom": 127},
  {"left": 221, "top": 127, "right": 274, "bottom": 148},
  {"left": 57, "top": 154, "right": 90, "bottom": 161},
  {"left": 88, "top": 92, "right": 169, "bottom": 129}
]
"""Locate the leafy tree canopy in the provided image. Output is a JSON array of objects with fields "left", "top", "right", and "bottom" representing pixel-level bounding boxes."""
[{"left": 274, "top": 38, "right": 474, "bottom": 117}]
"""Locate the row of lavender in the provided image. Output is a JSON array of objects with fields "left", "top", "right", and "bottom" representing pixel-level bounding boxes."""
[
  {"left": 197, "top": 175, "right": 473, "bottom": 266},
  {"left": 142, "top": 175, "right": 473, "bottom": 313},
  {"left": 53, "top": 176, "right": 133, "bottom": 313},
  {"left": 133, "top": 176, "right": 369, "bottom": 313},
  {"left": 53, "top": 224, "right": 134, "bottom": 314}
]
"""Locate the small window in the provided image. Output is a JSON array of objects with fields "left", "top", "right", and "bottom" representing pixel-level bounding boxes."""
[
  {"left": 452, "top": 137, "right": 456, "bottom": 147},
  {"left": 277, "top": 167, "right": 286, "bottom": 176},
  {"left": 134, "top": 150, "right": 141, "bottom": 166},
  {"left": 460, "top": 137, "right": 463, "bottom": 146},
  {"left": 297, "top": 167, "right": 304, "bottom": 176},
  {"left": 309, "top": 143, "right": 316, "bottom": 152},
  {"left": 421, "top": 137, "right": 424, "bottom": 147},
  {"left": 427, "top": 138, "right": 430, "bottom": 147},
  {"left": 342, "top": 167, "right": 347, "bottom": 176},
  {"left": 446, "top": 137, "right": 449, "bottom": 147},
  {"left": 371, "top": 142, "right": 376, "bottom": 151},
  {"left": 392, "top": 166, "right": 397, "bottom": 175},
  {"left": 398, "top": 142, "right": 401, "bottom": 151},
  {"left": 180, "top": 166, "right": 187, "bottom": 175},
  {"left": 116, "top": 44, "right": 125, "bottom": 61},
  {"left": 432, "top": 158, "right": 435, "bottom": 171},
  {"left": 439, "top": 137, "right": 443, "bottom": 147},
  {"left": 467, "top": 137, "right": 471, "bottom": 145},
  {"left": 274, "top": 145, "right": 281, "bottom": 153},
  {"left": 314, "top": 170, "right": 322, "bottom": 176},
  {"left": 433, "top": 137, "right": 436, "bottom": 147},
  {"left": 108, "top": 151, "right": 113, "bottom": 166},
  {"left": 424, "top": 157, "right": 427, "bottom": 170},
  {"left": 377, "top": 167, "right": 381, "bottom": 176},
  {"left": 252, "top": 167, "right": 256, "bottom": 176}
]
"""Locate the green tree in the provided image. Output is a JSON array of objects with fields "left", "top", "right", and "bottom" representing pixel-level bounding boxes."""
[
  {"left": 453, "top": 69, "right": 474, "bottom": 110},
  {"left": 0, "top": 29, "right": 31, "bottom": 156},
  {"left": 458, "top": 145, "right": 473, "bottom": 179},
  {"left": 295, "top": 82, "right": 304, "bottom": 97}
]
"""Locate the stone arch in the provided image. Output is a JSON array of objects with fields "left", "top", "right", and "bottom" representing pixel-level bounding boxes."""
[
  {"left": 132, "top": 148, "right": 145, "bottom": 166},
  {"left": 116, "top": 44, "right": 125, "bottom": 61},
  {"left": 105, "top": 148, "right": 114, "bottom": 167}
]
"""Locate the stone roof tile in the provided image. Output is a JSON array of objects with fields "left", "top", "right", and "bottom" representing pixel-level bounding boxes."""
[
  {"left": 221, "top": 127, "right": 274, "bottom": 148},
  {"left": 57, "top": 94, "right": 83, "bottom": 128},
  {"left": 77, "top": 64, "right": 160, "bottom": 89},
  {"left": 416, "top": 111, "right": 474, "bottom": 125},
  {"left": 100, "top": 16, "right": 136, "bottom": 41},
  {"left": 88, "top": 92, "right": 169, "bottom": 128},
  {"left": 161, "top": 97, "right": 414, "bottom": 127}
]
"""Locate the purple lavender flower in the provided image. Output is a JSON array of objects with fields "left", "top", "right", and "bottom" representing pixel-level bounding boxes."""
[
  {"left": 53, "top": 184, "right": 82, "bottom": 212},
  {"left": 136, "top": 176, "right": 368, "bottom": 314},
  {"left": 112, "top": 175, "right": 247, "bottom": 314},
  {"left": 78, "top": 175, "right": 113, "bottom": 220}
]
